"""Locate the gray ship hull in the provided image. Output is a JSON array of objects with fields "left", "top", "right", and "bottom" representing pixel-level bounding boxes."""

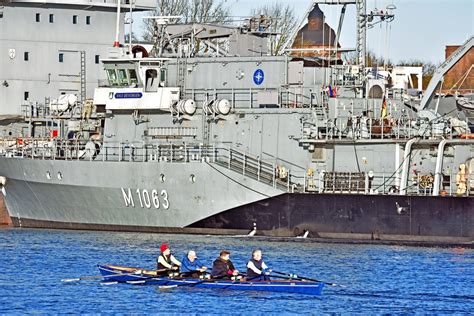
[{"left": 0, "top": 157, "right": 282, "bottom": 231}]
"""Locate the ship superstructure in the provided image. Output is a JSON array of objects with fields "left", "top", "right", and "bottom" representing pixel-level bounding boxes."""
[
  {"left": 0, "top": 0, "right": 473, "bottom": 246},
  {"left": 0, "top": 0, "right": 155, "bottom": 120}
]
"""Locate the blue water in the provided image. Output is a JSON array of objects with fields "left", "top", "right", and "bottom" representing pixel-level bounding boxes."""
[{"left": 0, "top": 228, "right": 473, "bottom": 314}]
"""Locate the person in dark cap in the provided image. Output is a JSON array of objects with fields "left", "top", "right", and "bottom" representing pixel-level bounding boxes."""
[
  {"left": 211, "top": 250, "right": 239, "bottom": 279},
  {"left": 157, "top": 243, "right": 181, "bottom": 272}
]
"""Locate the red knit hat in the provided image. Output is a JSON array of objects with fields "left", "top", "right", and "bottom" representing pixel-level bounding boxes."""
[{"left": 160, "top": 243, "right": 169, "bottom": 252}]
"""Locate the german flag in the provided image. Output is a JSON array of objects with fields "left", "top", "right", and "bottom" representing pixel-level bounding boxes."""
[{"left": 380, "top": 95, "right": 387, "bottom": 118}]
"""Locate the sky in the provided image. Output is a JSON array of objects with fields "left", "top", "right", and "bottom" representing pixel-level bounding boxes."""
[{"left": 132, "top": 0, "right": 474, "bottom": 64}]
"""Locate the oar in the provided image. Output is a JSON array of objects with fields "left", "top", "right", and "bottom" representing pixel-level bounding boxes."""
[
  {"left": 62, "top": 268, "right": 169, "bottom": 283},
  {"left": 159, "top": 273, "right": 259, "bottom": 290},
  {"left": 271, "top": 270, "right": 342, "bottom": 287},
  {"left": 158, "top": 273, "right": 214, "bottom": 289},
  {"left": 61, "top": 272, "right": 140, "bottom": 283}
]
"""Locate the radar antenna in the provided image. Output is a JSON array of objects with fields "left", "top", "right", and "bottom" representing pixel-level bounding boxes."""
[{"left": 143, "top": 16, "right": 182, "bottom": 57}]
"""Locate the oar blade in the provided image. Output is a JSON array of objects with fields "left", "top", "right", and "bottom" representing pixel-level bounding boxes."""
[
  {"left": 61, "top": 278, "right": 80, "bottom": 283},
  {"left": 158, "top": 285, "right": 178, "bottom": 289}
]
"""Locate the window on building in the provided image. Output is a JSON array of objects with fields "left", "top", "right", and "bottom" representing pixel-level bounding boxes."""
[
  {"left": 73, "top": 15, "right": 77, "bottom": 24},
  {"left": 95, "top": 55, "right": 100, "bottom": 64},
  {"left": 24, "top": 91, "right": 29, "bottom": 101},
  {"left": 59, "top": 53, "right": 64, "bottom": 63},
  {"left": 86, "top": 16, "right": 91, "bottom": 25},
  {"left": 24, "top": 52, "right": 29, "bottom": 61},
  {"left": 49, "top": 14, "right": 54, "bottom": 23},
  {"left": 36, "top": 13, "right": 40, "bottom": 22}
]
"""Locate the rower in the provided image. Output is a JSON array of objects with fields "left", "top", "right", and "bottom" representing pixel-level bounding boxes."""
[
  {"left": 211, "top": 250, "right": 239, "bottom": 279},
  {"left": 246, "top": 249, "right": 271, "bottom": 280},
  {"left": 157, "top": 243, "right": 181, "bottom": 275},
  {"left": 180, "top": 250, "right": 207, "bottom": 278}
]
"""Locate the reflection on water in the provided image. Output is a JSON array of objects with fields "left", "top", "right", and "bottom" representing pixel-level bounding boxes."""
[{"left": 0, "top": 228, "right": 473, "bottom": 313}]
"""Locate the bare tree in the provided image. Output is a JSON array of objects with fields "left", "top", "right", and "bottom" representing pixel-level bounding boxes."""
[
  {"left": 142, "top": 0, "right": 231, "bottom": 41},
  {"left": 251, "top": 2, "right": 298, "bottom": 55},
  {"left": 344, "top": 51, "right": 393, "bottom": 68},
  {"left": 398, "top": 59, "right": 440, "bottom": 89},
  {"left": 398, "top": 59, "right": 438, "bottom": 77}
]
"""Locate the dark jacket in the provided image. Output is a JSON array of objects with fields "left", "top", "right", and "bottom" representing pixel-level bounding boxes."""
[
  {"left": 211, "top": 257, "right": 236, "bottom": 279},
  {"left": 246, "top": 258, "right": 264, "bottom": 278}
]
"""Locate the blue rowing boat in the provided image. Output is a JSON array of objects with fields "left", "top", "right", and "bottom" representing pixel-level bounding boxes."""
[{"left": 98, "top": 264, "right": 324, "bottom": 295}]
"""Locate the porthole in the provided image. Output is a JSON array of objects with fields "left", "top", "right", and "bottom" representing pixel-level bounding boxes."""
[
  {"left": 189, "top": 174, "right": 196, "bottom": 183},
  {"left": 57, "top": 172, "right": 63, "bottom": 180},
  {"left": 159, "top": 174, "right": 165, "bottom": 183},
  {"left": 46, "top": 171, "right": 51, "bottom": 180}
]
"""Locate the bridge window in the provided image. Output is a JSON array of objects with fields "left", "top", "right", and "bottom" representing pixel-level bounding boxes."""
[
  {"left": 145, "top": 69, "right": 158, "bottom": 92},
  {"left": 86, "top": 16, "right": 91, "bottom": 25},
  {"left": 95, "top": 55, "right": 100, "bottom": 64},
  {"left": 49, "top": 14, "right": 54, "bottom": 23},
  {"left": 35, "top": 13, "right": 40, "bottom": 22},
  {"left": 24, "top": 52, "right": 29, "bottom": 61},
  {"left": 73, "top": 15, "right": 77, "bottom": 24},
  {"left": 160, "top": 68, "right": 167, "bottom": 84},
  {"left": 129, "top": 69, "right": 138, "bottom": 86},
  {"left": 117, "top": 69, "right": 128, "bottom": 86},
  {"left": 59, "top": 53, "right": 64, "bottom": 63},
  {"left": 106, "top": 69, "right": 119, "bottom": 86}
]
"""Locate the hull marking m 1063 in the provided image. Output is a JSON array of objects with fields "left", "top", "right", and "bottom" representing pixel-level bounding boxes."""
[{"left": 121, "top": 188, "right": 169, "bottom": 210}]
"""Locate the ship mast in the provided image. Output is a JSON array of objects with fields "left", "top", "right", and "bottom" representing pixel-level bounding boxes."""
[
  {"left": 114, "top": 0, "right": 121, "bottom": 47},
  {"left": 355, "top": 0, "right": 366, "bottom": 85}
]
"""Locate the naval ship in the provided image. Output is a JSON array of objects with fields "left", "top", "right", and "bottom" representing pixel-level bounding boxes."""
[{"left": 0, "top": 0, "right": 473, "bottom": 246}]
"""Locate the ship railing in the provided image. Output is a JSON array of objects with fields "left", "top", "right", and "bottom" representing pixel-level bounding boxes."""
[
  {"left": 96, "top": 142, "right": 220, "bottom": 163},
  {"left": 183, "top": 87, "right": 316, "bottom": 109},
  {"left": 405, "top": 172, "right": 472, "bottom": 197},
  {"left": 21, "top": 100, "right": 51, "bottom": 120},
  {"left": 213, "top": 147, "right": 301, "bottom": 192},
  {"left": 0, "top": 139, "right": 218, "bottom": 163},
  {"left": 317, "top": 114, "right": 455, "bottom": 141},
  {"left": 303, "top": 169, "right": 473, "bottom": 197}
]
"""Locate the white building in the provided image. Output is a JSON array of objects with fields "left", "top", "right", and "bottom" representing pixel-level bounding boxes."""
[{"left": 0, "top": 0, "right": 156, "bottom": 117}]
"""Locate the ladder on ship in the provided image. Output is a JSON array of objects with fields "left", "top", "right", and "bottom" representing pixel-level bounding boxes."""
[
  {"left": 314, "top": 91, "right": 328, "bottom": 121},
  {"left": 79, "top": 51, "right": 86, "bottom": 103},
  {"left": 177, "top": 58, "right": 187, "bottom": 99}
]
